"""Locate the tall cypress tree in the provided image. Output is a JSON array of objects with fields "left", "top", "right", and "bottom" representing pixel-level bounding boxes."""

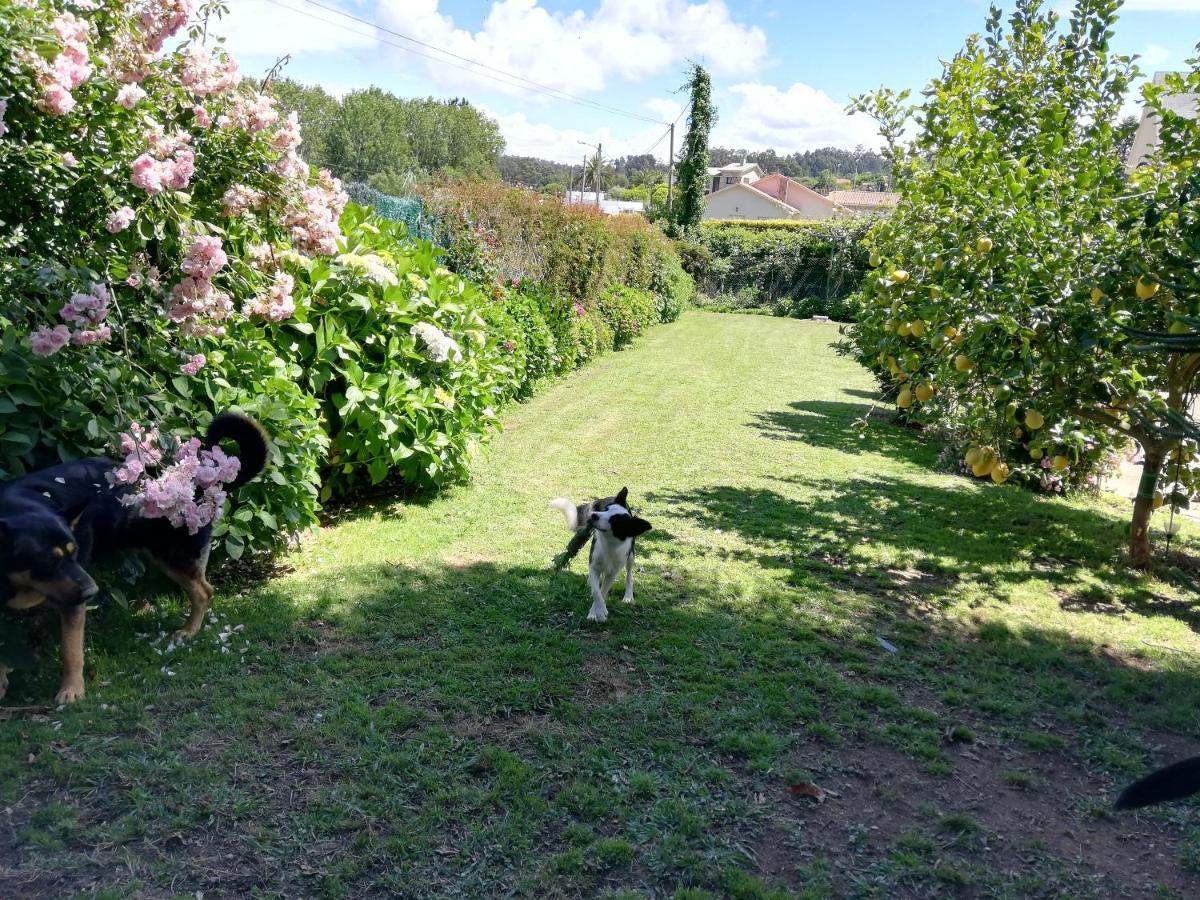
[{"left": 672, "top": 64, "right": 715, "bottom": 231}]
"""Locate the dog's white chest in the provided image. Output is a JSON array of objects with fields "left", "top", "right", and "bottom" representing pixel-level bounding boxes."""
[{"left": 591, "top": 534, "right": 631, "bottom": 577}]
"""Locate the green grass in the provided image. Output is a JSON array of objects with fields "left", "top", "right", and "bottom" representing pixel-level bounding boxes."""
[{"left": 3, "top": 311, "right": 1200, "bottom": 897}]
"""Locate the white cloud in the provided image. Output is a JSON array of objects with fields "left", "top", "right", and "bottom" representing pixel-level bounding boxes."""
[
  {"left": 486, "top": 109, "right": 675, "bottom": 163},
  {"left": 712, "top": 82, "right": 883, "bottom": 153},
  {"left": 1124, "top": 0, "right": 1200, "bottom": 10},
  {"left": 210, "top": 0, "right": 377, "bottom": 60},
  {"left": 1141, "top": 44, "right": 1172, "bottom": 66},
  {"left": 377, "top": 0, "right": 767, "bottom": 97}
]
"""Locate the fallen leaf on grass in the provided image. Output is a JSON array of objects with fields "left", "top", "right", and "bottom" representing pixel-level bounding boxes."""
[{"left": 787, "top": 782, "right": 826, "bottom": 803}]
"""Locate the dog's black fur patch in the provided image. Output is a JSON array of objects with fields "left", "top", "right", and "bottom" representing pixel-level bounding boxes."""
[
  {"left": 1115, "top": 756, "right": 1200, "bottom": 810},
  {"left": 609, "top": 513, "right": 652, "bottom": 540}
]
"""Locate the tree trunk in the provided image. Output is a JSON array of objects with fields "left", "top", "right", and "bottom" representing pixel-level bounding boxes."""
[{"left": 1129, "top": 447, "right": 1166, "bottom": 569}]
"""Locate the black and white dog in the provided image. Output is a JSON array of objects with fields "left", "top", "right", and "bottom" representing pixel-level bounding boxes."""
[{"left": 550, "top": 487, "right": 651, "bottom": 623}]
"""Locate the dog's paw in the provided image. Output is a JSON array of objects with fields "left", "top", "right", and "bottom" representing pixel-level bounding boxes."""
[
  {"left": 586, "top": 607, "right": 609, "bottom": 623},
  {"left": 621, "top": 594, "right": 634, "bottom": 604},
  {"left": 171, "top": 625, "right": 201, "bottom": 642},
  {"left": 54, "top": 680, "right": 85, "bottom": 705}
]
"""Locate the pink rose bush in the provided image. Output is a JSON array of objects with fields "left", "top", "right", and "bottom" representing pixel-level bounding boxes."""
[{"left": 108, "top": 422, "right": 240, "bottom": 534}]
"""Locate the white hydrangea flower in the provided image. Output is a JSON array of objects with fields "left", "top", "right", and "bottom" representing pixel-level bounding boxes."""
[
  {"left": 336, "top": 252, "right": 398, "bottom": 286},
  {"left": 410, "top": 322, "right": 462, "bottom": 364}
]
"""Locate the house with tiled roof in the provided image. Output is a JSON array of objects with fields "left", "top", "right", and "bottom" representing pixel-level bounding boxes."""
[
  {"left": 826, "top": 190, "right": 900, "bottom": 216},
  {"left": 706, "top": 161, "right": 764, "bottom": 194}
]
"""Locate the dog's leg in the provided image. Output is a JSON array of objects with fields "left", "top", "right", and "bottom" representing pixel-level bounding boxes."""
[
  {"left": 153, "top": 556, "right": 215, "bottom": 640},
  {"left": 55, "top": 605, "right": 86, "bottom": 705},
  {"left": 0, "top": 664, "right": 8, "bottom": 701},
  {"left": 586, "top": 569, "right": 609, "bottom": 623},
  {"left": 622, "top": 549, "right": 635, "bottom": 603}
]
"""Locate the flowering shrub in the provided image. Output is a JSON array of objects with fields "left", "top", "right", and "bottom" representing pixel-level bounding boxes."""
[
  {"left": 109, "top": 422, "right": 241, "bottom": 533},
  {"left": 0, "top": 1, "right": 689, "bottom": 572},
  {"left": 0, "top": 0, "right": 341, "bottom": 556}
]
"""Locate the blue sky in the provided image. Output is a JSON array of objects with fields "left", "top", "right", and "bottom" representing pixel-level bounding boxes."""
[{"left": 214, "top": 1, "right": 1200, "bottom": 162}]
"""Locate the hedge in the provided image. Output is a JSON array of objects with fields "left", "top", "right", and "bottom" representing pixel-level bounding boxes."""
[{"left": 681, "top": 219, "right": 870, "bottom": 321}]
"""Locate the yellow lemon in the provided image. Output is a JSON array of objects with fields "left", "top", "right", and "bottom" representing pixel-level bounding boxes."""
[
  {"left": 1024, "top": 410, "right": 1045, "bottom": 430},
  {"left": 954, "top": 354, "right": 975, "bottom": 372},
  {"left": 897, "top": 321, "right": 912, "bottom": 337},
  {"left": 915, "top": 383, "right": 935, "bottom": 402},
  {"left": 990, "top": 462, "right": 1010, "bottom": 484},
  {"left": 972, "top": 454, "right": 996, "bottom": 478},
  {"left": 897, "top": 387, "right": 913, "bottom": 409},
  {"left": 929, "top": 286, "right": 942, "bottom": 298},
  {"left": 890, "top": 269, "right": 910, "bottom": 284},
  {"left": 933, "top": 257, "right": 945, "bottom": 272},
  {"left": 952, "top": 333, "right": 965, "bottom": 346},
  {"left": 869, "top": 252, "right": 882, "bottom": 267},
  {"left": 1051, "top": 455, "right": 1069, "bottom": 472},
  {"left": 976, "top": 236, "right": 993, "bottom": 254},
  {"left": 909, "top": 320, "right": 926, "bottom": 337},
  {"left": 1136, "top": 276, "right": 1160, "bottom": 300},
  {"left": 943, "top": 325, "right": 958, "bottom": 339},
  {"left": 1030, "top": 448, "right": 1044, "bottom": 460},
  {"left": 1090, "top": 287, "right": 1105, "bottom": 304},
  {"left": 965, "top": 447, "right": 984, "bottom": 467},
  {"left": 1152, "top": 491, "right": 1164, "bottom": 510}
]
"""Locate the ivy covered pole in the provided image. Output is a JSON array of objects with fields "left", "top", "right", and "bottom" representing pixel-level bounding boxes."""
[{"left": 672, "top": 64, "right": 715, "bottom": 232}]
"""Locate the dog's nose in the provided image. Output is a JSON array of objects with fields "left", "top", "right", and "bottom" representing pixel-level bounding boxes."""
[{"left": 81, "top": 584, "right": 99, "bottom": 601}]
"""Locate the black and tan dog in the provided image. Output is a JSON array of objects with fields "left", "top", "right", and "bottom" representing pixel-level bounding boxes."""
[{"left": 0, "top": 412, "right": 267, "bottom": 704}]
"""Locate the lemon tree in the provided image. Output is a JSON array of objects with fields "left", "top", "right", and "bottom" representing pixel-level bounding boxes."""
[{"left": 845, "top": 0, "right": 1200, "bottom": 567}]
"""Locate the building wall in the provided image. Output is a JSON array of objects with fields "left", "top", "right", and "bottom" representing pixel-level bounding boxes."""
[
  {"left": 702, "top": 186, "right": 801, "bottom": 221},
  {"left": 750, "top": 174, "right": 837, "bottom": 220}
]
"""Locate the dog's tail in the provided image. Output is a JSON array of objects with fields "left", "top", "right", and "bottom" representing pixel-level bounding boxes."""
[
  {"left": 550, "top": 497, "right": 579, "bottom": 530},
  {"left": 206, "top": 412, "right": 269, "bottom": 490},
  {"left": 1115, "top": 756, "right": 1200, "bottom": 810}
]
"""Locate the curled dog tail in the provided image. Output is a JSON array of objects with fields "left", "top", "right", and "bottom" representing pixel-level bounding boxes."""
[
  {"left": 206, "top": 412, "right": 269, "bottom": 490},
  {"left": 550, "top": 497, "right": 579, "bottom": 530},
  {"left": 1115, "top": 756, "right": 1200, "bottom": 810}
]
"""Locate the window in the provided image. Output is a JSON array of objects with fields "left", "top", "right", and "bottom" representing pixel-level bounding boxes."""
[
  {"left": 711, "top": 177, "right": 721, "bottom": 193},
  {"left": 725, "top": 176, "right": 735, "bottom": 184}
]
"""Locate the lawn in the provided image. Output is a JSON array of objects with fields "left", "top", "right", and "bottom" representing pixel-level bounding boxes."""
[{"left": 2, "top": 311, "right": 1199, "bottom": 898}]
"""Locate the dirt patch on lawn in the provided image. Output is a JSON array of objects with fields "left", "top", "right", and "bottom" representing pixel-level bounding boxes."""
[
  {"left": 753, "top": 735, "right": 1200, "bottom": 897},
  {"left": 574, "top": 656, "right": 643, "bottom": 708}
]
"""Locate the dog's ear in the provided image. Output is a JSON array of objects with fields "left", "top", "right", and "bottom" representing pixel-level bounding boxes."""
[
  {"left": 615, "top": 487, "right": 629, "bottom": 506},
  {"left": 630, "top": 517, "right": 652, "bottom": 537}
]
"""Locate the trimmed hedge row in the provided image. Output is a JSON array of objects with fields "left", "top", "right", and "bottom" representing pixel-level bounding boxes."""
[{"left": 680, "top": 219, "right": 870, "bottom": 321}]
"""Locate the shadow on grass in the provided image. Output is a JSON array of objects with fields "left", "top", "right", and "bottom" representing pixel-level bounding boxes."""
[
  {"left": 753, "top": 400, "right": 934, "bottom": 462},
  {"left": 5, "top": 543, "right": 1200, "bottom": 897}
]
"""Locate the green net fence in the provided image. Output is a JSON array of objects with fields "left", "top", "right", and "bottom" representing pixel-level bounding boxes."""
[{"left": 345, "top": 183, "right": 437, "bottom": 244}]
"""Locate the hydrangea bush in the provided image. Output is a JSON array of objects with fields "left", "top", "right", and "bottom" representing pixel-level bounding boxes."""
[{"left": 0, "top": 1, "right": 692, "bottom": 567}]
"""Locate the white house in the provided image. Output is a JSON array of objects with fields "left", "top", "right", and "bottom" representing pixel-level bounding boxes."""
[
  {"left": 703, "top": 172, "right": 848, "bottom": 221},
  {"left": 706, "top": 161, "right": 764, "bottom": 195},
  {"left": 565, "top": 191, "right": 645, "bottom": 216},
  {"left": 1126, "top": 72, "right": 1199, "bottom": 172}
]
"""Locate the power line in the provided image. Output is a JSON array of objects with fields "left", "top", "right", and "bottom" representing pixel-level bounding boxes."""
[{"left": 267, "top": 0, "right": 666, "bottom": 126}]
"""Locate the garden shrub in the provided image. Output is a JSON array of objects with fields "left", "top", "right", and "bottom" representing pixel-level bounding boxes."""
[
  {"left": 0, "top": 2, "right": 690, "bottom": 576},
  {"left": 419, "top": 178, "right": 692, "bottom": 314},
  {"left": 683, "top": 219, "right": 870, "bottom": 320}
]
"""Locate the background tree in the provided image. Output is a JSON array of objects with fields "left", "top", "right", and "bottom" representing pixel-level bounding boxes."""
[
  {"left": 672, "top": 64, "right": 716, "bottom": 231},
  {"left": 1114, "top": 113, "right": 1139, "bottom": 166},
  {"left": 844, "top": 0, "right": 1195, "bottom": 567},
  {"left": 273, "top": 84, "right": 503, "bottom": 185}
]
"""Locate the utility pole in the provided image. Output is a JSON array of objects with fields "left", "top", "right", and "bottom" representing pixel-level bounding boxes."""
[
  {"left": 566, "top": 164, "right": 574, "bottom": 204},
  {"left": 666, "top": 122, "right": 675, "bottom": 220},
  {"left": 596, "top": 142, "right": 602, "bottom": 210},
  {"left": 582, "top": 153, "right": 588, "bottom": 203}
]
